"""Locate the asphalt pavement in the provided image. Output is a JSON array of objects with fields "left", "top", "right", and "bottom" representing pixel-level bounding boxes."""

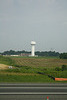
[{"left": 0, "top": 83, "right": 67, "bottom": 100}]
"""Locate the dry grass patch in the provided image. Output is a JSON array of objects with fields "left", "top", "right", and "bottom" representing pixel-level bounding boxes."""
[{"left": 0, "top": 64, "right": 9, "bottom": 69}]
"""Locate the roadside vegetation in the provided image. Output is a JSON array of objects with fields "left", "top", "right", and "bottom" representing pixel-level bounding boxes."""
[
  {"left": 0, "top": 55, "right": 67, "bottom": 83},
  {"left": 0, "top": 55, "right": 15, "bottom": 66}
]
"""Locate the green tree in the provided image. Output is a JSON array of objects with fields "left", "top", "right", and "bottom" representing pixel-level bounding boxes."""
[{"left": 59, "top": 53, "right": 67, "bottom": 59}]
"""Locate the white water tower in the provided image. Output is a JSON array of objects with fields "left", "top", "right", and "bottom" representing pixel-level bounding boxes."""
[{"left": 31, "top": 41, "right": 36, "bottom": 56}]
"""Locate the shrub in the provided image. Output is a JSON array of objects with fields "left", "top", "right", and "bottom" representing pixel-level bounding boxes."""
[
  {"left": 55, "top": 67, "right": 61, "bottom": 71},
  {"left": 62, "top": 65, "right": 67, "bottom": 71}
]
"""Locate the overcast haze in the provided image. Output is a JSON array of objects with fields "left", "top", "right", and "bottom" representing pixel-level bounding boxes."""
[{"left": 0, "top": 0, "right": 67, "bottom": 53}]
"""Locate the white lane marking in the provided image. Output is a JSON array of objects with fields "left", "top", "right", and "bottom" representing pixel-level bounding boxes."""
[
  {"left": 0, "top": 92, "right": 67, "bottom": 95},
  {"left": 0, "top": 87, "right": 67, "bottom": 89}
]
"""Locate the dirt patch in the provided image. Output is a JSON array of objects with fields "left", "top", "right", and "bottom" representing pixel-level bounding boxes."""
[{"left": 0, "top": 64, "right": 8, "bottom": 69}]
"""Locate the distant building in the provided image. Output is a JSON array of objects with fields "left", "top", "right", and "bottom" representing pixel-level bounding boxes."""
[
  {"left": 20, "top": 53, "right": 30, "bottom": 56},
  {"left": 10, "top": 55, "right": 19, "bottom": 56}
]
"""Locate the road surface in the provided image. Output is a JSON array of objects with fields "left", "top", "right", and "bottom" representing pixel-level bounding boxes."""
[{"left": 0, "top": 83, "right": 67, "bottom": 100}]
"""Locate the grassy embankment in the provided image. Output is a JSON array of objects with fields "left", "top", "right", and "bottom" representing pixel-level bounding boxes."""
[{"left": 0, "top": 56, "right": 67, "bottom": 83}]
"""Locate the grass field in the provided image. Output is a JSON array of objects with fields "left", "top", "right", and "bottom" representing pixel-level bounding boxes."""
[
  {"left": 0, "top": 56, "right": 67, "bottom": 83},
  {"left": 0, "top": 74, "right": 55, "bottom": 83}
]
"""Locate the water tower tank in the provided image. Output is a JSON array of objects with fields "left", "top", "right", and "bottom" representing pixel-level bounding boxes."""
[{"left": 31, "top": 41, "right": 36, "bottom": 56}]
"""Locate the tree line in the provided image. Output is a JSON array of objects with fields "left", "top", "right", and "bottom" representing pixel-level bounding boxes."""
[
  {"left": 35, "top": 51, "right": 59, "bottom": 57},
  {"left": 0, "top": 50, "right": 67, "bottom": 58},
  {"left": 59, "top": 53, "right": 67, "bottom": 59},
  {"left": 0, "top": 50, "right": 30, "bottom": 55},
  {"left": 0, "top": 50, "right": 59, "bottom": 57}
]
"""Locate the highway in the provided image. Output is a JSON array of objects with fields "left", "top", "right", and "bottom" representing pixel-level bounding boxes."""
[{"left": 0, "top": 83, "right": 67, "bottom": 100}]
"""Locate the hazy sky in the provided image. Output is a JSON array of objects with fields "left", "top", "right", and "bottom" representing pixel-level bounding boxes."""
[{"left": 0, "top": 0, "right": 67, "bottom": 53}]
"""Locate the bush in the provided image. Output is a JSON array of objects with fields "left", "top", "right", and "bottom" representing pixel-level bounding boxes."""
[
  {"left": 62, "top": 65, "right": 67, "bottom": 71},
  {"left": 55, "top": 67, "right": 61, "bottom": 71}
]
